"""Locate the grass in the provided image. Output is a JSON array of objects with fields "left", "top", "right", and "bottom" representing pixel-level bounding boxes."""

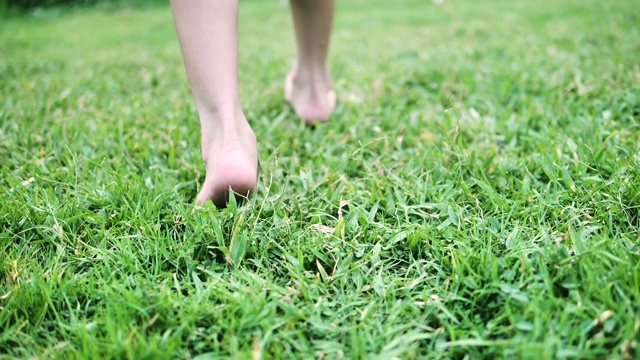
[{"left": 1, "top": 0, "right": 639, "bottom": 358}]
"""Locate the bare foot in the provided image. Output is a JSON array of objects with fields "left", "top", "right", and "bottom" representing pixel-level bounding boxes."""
[
  {"left": 196, "top": 115, "right": 259, "bottom": 208},
  {"left": 285, "top": 67, "right": 336, "bottom": 125}
]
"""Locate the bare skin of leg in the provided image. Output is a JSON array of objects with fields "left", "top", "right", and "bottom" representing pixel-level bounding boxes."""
[
  {"left": 286, "top": 0, "right": 337, "bottom": 125},
  {"left": 171, "top": 0, "right": 258, "bottom": 207}
]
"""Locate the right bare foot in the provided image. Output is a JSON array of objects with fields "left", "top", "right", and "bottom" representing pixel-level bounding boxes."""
[
  {"left": 196, "top": 114, "right": 259, "bottom": 208},
  {"left": 285, "top": 67, "right": 336, "bottom": 126}
]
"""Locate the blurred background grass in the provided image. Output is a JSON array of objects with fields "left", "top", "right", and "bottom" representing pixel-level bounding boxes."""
[{"left": 1, "top": 0, "right": 163, "bottom": 17}]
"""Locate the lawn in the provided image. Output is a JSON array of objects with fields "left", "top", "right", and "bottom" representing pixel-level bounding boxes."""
[{"left": 1, "top": 0, "right": 639, "bottom": 358}]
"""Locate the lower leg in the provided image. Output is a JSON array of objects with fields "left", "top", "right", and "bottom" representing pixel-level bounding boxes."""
[
  {"left": 171, "top": 0, "right": 258, "bottom": 207},
  {"left": 286, "top": 0, "right": 336, "bottom": 125}
]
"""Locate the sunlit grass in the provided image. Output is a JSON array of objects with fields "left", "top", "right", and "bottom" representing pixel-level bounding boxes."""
[{"left": 1, "top": 0, "right": 639, "bottom": 358}]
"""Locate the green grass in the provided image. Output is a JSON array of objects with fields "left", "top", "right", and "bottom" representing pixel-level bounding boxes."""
[{"left": 1, "top": 0, "right": 639, "bottom": 358}]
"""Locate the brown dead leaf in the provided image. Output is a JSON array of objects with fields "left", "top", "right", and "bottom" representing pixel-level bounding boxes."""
[
  {"left": 338, "top": 199, "right": 351, "bottom": 219},
  {"left": 420, "top": 132, "right": 435, "bottom": 144},
  {"left": 598, "top": 310, "right": 614, "bottom": 324},
  {"left": 252, "top": 334, "right": 262, "bottom": 360},
  {"left": 621, "top": 340, "right": 637, "bottom": 360},
  {"left": 310, "top": 224, "right": 335, "bottom": 235},
  {"left": 372, "top": 78, "right": 383, "bottom": 100}
]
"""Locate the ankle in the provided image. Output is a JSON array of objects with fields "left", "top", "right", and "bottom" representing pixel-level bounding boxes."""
[
  {"left": 199, "top": 108, "right": 255, "bottom": 159},
  {"left": 293, "top": 63, "right": 330, "bottom": 82},
  {"left": 199, "top": 106, "right": 250, "bottom": 131},
  {"left": 196, "top": 98, "right": 243, "bottom": 121}
]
